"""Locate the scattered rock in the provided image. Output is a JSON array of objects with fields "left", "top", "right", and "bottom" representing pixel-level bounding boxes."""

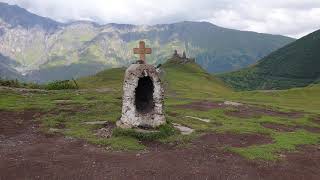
[
  {"left": 54, "top": 100, "right": 73, "bottom": 103},
  {"left": 172, "top": 123, "right": 194, "bottom": 135},
  {"left": 185, "top": 116, "right": 210, "bottom": 123},
  {"left": 95, "top": 127, "right": 113, "bottom": 138},
  {"left": 223, "top": 101, "right": 243, "bottom": 106},
  {"left": 279, "top": 154, "right": 286, "bottom": 159},
  {"left": 95, "top": 88, "right": 113, "bottom": 93},
  {"left": 94, "top": 122, "right": 115, "bottom": 138},
  {"left": 84, "top": 121, "right": 108, "bottom": 125},
  {"left": 49, "top": 128, "right": 64, "bottom": 133},
  {"left": 134, "top": 129, "right": 160, "bottom": 134}
]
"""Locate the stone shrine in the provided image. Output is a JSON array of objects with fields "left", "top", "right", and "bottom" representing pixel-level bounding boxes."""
[{"left": 117, "top": 41, "right": 165, "bottom": 128}]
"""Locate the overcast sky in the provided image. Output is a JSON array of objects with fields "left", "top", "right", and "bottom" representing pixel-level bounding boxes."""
[{"left": 2, "top": 0, "right": 320, "bottom": 38}]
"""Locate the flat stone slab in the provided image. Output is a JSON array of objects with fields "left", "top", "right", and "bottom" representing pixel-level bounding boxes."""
[
  {"left": 134, "top": 129, "right": 160, "bottom": 134},
  {"left": 54, "top": 100, "right": 73, "bottom": 103},
  {"left": 49, "top": 128, "right": 65, "bottom": 133},
  {"left": 95, "top": 88, "right": 113, "bottom": 93},
  {"left": 223, "top": 101, "right": 243, "bottom": 106},
  {"left": 83, "top": 121, "right": 108, "bottom": 125},
  {"left": 185, "top": 116, "right": 210, "bottom": 123},
  {"left": 172, "top": 123, "right": 194, "bottom": 135}
]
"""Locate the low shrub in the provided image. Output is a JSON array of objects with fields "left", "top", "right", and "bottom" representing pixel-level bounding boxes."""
[
  {"left": 0, "top": 78, "right": 43, "bottom": 89},
  {"left": 0, "top": 78, "right": 20, "bottom": 87},
  {"left": 45, "top": 80, "right": 79, "bottom": 90}
]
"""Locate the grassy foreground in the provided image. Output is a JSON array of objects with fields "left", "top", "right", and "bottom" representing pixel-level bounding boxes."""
[{"left": 1, "top": 61, "right": 319, "bottom": 160}]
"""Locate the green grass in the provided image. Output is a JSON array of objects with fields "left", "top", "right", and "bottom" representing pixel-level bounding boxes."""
[
  {"left": 36, "top": 91, "right": 177, "bottom": 151},
  {"left": 228, "top": 84, "right": 320, "bottom": 114},
  {"left": 163, "top": 61, "right": 232, "bottom": 99},
  {"left": 0, "top": 90, "right": 56, "bottom": 111},
  {"left": 231, "top": 130, "right": 320, "bottom": 161},
  {"left": 77, "top": 67, "right": 125, "bottom": 90},
  {"left": 1, "top": 61, "right": 319, "bottom": 158}
]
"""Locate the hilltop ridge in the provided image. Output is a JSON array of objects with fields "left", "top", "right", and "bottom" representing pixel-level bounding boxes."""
[
  {"left": 219, "top": 29, "right": 320, "bottom": 90},
  {"left": 78, "top": 53, "right": 231, "bottom": 98}
]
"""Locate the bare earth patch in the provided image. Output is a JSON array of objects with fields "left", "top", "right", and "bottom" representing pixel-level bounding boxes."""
[
  {"left": 175, "top": 101, "right": 303, "bottom": 119},
  {"left": 261, "top": 122, "right": 320, "bottom": 133},
  {"left": 258, "top": 145, "right": 320, "bottom": 180},
  {"left": 0, "top": 110, "right": 40, "bottom": 136},
  {"left": 175, "top": 101, "right": 226, "bottom": 111},
  {"left": 167, "top": 111, "right": 178, "bottom": 117},
  {"left": 261, "top": 122, "right": 297, "bottom": 132},
  {"left": 224, "top": 106, "right": 302, "bottom": 119},
  {"left": 195, "top": 133, "right": 273, "bottom": 148},
  {"left": 312, "top": 117, "right": 320, "bottom": 125},
  {"left": 1, "top": 110, "right": 320, "bottom": 180},
  {"left": 301, "top": 126, "right": 320, "bottom": 133}
]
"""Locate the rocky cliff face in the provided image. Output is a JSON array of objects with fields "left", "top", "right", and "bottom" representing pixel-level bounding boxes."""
[
  {"left": 0, "top": 53, "right": 23, "bottom": 80},
  {"left": 0, "top": 2, "right": 295, "bottom": 82}
]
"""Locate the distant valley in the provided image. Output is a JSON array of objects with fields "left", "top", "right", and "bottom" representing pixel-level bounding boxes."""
[{"left": 0, "top": 2, "right": 294, "bottom": 82}]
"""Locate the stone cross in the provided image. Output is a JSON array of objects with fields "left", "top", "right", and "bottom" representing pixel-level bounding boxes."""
[{"left": 133, "top": 41, "right": 152, "bottom": 63}]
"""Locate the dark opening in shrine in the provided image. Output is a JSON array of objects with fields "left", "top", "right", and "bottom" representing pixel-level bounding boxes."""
[{"left": 135, "top": 76, "right": 154, "bottom": 114}]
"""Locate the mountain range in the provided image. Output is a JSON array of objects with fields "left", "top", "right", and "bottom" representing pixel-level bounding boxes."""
[
  {"left": 0, "top": 53, "right": 23, "bottom": 80},
  {"left": 219, "top": 29, "right": 320, "bottom": 90},
  {"left": 0, "top": 2, "right": 294, "bottom": 82}
]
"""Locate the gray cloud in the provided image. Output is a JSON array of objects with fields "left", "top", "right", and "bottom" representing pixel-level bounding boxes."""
[{"left": 2, "top": 0, "right": 320, "bottom": 38}]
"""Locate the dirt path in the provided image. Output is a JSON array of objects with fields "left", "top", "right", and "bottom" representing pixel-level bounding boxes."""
[{"left": 0, "top": 110, "right": 320, "bottom": 180}]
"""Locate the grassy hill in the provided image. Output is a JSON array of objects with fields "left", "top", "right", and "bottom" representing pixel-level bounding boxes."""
[
  {"left": 161, "top": 60, "right": 232, "bottom": 99},
  {"left": 218, "top": 29, "right": 320, "bottom": 90},
  {"left": 77, "top": 61, "right": 320, "bottom": 113},
  {"left": 77, "top": 67, "right": 126, "bottom": 90},
  {"left": 78, "top": 60, "right": 232, "bottom": 99}
]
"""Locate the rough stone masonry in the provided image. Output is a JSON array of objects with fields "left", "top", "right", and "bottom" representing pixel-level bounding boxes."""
[{"left": 117, "top": 41, "right": 166, "bottom": 128}]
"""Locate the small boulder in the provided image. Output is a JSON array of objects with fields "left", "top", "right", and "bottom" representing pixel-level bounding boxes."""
[
  {"left": 95, "top": 127, "right": 113, "bottom": 138},
  {"left": 172, "top": 123, "right": 194, "bottom": 135},
  {"left": 223, "top": 101, "right": 243, "bottom": 106}
]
